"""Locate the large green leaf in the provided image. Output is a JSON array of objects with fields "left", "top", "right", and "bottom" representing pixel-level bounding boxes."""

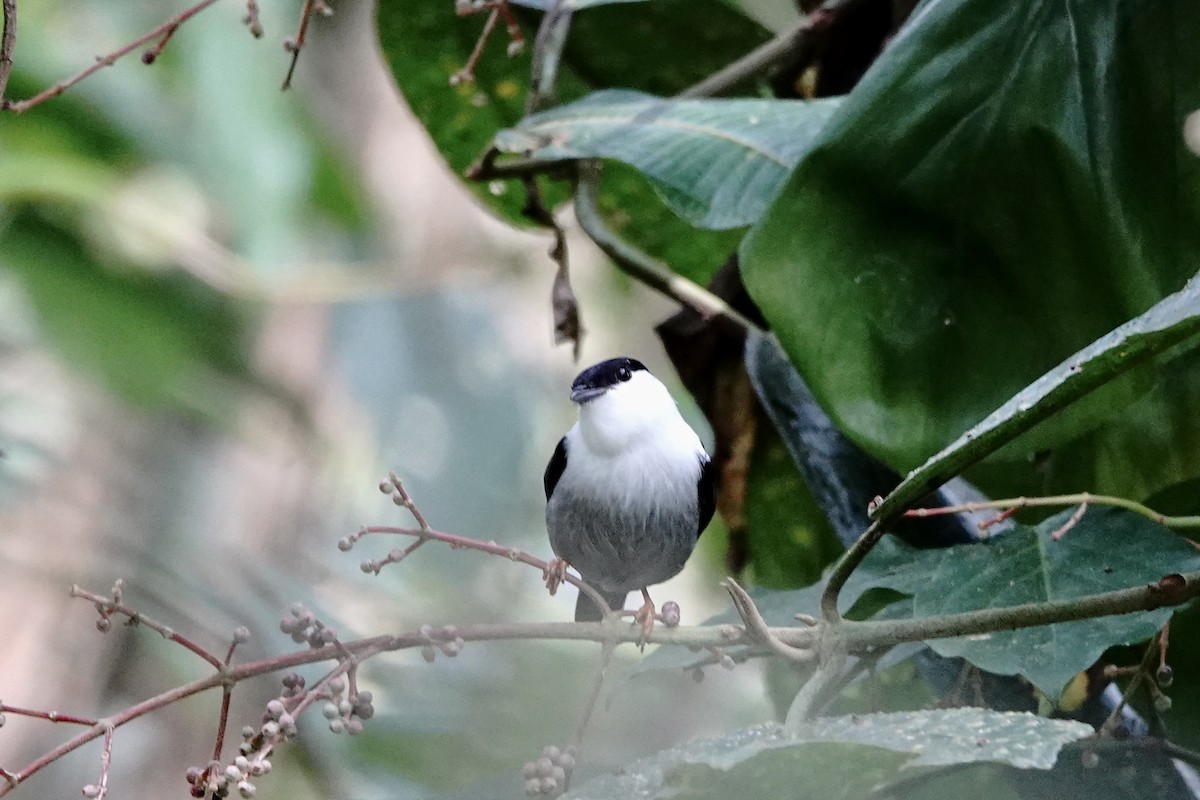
[
  {"left": 876, "top": 269, "right": 1200, "bottom": 521},
  {"left": 495, "top": 91, "right": 841, "bottom": 229},
  {"left": 566, "top": 711, "right": 1092, "bottom": 799},
  {"left": 844, "top": 507, "right": 1200, "bottom": 699},
  {"left": 741, "top": 0, "right": 1200, "bottom": 472}
]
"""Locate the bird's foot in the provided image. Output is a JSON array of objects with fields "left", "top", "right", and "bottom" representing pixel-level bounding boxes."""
[
  {"left": 543, "top": 559, "right": 569, "bottom": 596},
  {"left": 632, "top": 589, "right": 657, "bottom": 649}
]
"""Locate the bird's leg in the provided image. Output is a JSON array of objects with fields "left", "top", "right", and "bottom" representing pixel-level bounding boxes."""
[
  {"left": 633, "top": 588, "right": 657, "bottom": 644},
  {"left": 543, "top": 559, "right": 570, "bottom": 595}
]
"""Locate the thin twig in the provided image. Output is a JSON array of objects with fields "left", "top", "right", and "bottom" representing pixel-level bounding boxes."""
[
  {"left": 351, "top": 523, "right": 617, "bottom": 625},
  {"left": 70, "top": 585, "right": 223, "bottom": 669},
  {"left": 2, "top": 0, "right": 222, "bottom": 113},
  {"left": 281, "top": 0, "right": 315, "bottom": 90},
  {"left": 0, "top": 705, "right": 97, "bottom": 726},
  {"left": 0, "top": 0, "right": 15, "bottom": 104},
  {"left": 574, "top": 162, "right": 765, "bottom": 333},
  {"left": 1051, "top": 501, "right": 1089, "bottom": 540},
  {"left": 94, "top": 724, "right": 114, "bottom": 800},
  {"left": 450, "top": 6, "right": 499, "bottom": 86},
  {"left": 905, "top": 492, "right": 1200, "bottom": 529},
  {"left": 678, "top": 0, "right": 856, "bottom": 98},
  {"left": 386, "top": 472, "right": 430, "bottom": 531}
]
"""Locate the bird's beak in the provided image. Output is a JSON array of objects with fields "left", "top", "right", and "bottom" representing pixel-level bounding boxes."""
[{"left": 570, "top": 386, "right": 607, "bottom": 404}]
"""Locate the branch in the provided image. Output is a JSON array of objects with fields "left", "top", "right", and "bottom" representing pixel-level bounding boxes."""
[
  {"left": 2, "top": 0, "right": 223, "bottom": 114},
  {"left": 70, "top": 582, "right": 223, "bottom": 669},
  {"left": 282, "top": 0, "right": 333, "bottom": 90},
  {"left": 838, "top": 572, "right": 1197, "bottom": 653}
]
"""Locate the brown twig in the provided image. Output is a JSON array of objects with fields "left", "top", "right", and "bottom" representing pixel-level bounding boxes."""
[
  {"left": 451, "top": 6, "right": 499, "bottom": 86},
  {"left": 2, "top": 0, "right": 222, "bottom": 113},
  {"left": 281, "top": 0, "right": 316, "bottom": 91},
  {"left": 904, "top": 493, "right": 1200, "bottom": 530},
  {"left": 0, "top": 0, "right": 15, "bottom": 105},
  {"left": 1051, "top": 501, "right": 1089, "bottom": 540},
  {"left": 0, "top": 705, "right": 97, "bottom": 727},
  {"left": 70, "top": 583, "right": 223, "bottom": 669}
]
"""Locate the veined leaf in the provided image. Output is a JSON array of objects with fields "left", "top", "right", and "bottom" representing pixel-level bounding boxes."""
[
  {"left": 844, "top": 507, "right": 1200, "bottom": 699},
  {"left": 566, "top": 710, "right": 1092, "bottom": 799},
  {"left": 496, "top": 90, "right": 841, "bottom": 229},
  {"left": 742, "top": 0, "right": 1200, "bottom": 472},
  {"left": 876, "top": 269, "right": 1200, "bottom": 520}
]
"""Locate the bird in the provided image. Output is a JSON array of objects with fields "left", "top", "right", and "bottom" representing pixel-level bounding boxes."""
[{"left": 543, "top": 357, "right": 716, "bottom": 633}]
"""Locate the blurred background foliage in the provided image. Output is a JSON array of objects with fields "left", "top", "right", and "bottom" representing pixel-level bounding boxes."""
[{"left": 0, "top": 1, "right": 789, "bottom": 798}]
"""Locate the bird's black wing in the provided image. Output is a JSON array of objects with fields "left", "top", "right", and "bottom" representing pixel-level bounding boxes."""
[
  {"left": 696, "top": 455, "right": 717, "bottom": 538},
  {"left": 544, "top": 437, "right": 568, "bottom": 500}
]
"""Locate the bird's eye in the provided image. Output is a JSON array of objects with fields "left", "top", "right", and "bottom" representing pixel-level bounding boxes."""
[{"left": 617, "top": 367, "right": 632, "bottom": 382}]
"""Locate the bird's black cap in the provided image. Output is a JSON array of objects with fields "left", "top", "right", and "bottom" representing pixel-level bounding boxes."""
[{"left": 570, "top": 357, "right": 647, "bottom": 403}]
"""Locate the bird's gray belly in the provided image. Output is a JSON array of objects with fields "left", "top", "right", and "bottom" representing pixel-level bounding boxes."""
[{"left": 546, "top": 492, "right": 697, "bottom": 593}]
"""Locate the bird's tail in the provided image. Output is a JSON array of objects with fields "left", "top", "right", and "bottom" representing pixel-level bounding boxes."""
[{"left": 574, "top": 587, "right": 628, "bottom": 622}]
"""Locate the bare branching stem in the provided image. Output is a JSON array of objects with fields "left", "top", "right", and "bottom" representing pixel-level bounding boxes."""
[
  {"left": 70, "top": 584, "right": 223, "bottom": 669},
  {"left": 2, "top": 0, "right": 222, "bottom": 113}
]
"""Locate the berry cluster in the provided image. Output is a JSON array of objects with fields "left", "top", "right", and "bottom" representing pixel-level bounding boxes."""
[
  {"left": 522, "top": 745, "right": 577, "bottom": 798},
  {"left": 184, "top": 746, "right": 271, "bottom": 800},
  {"left": 419, "top": 624, "right": 466, "bottom": 663},
  {"left": 321, "top": 676, "right": 375, "bottom": 736},
  {"left": 279, "top": 604, "right": 339, "bottom": 649}
]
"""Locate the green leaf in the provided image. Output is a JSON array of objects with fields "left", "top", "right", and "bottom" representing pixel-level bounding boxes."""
[
  {"left": 376, "top": 1, "right": 770, "bottom": 223},
  {"left": 565, "top": 711, "right": 1092, "bottom": 799},
  {"left": 741, "top": 0, "right": 1200, "bottom": 472},
  {"left": 844, "top": 507, "right": 1200, "bottom": 698},
  {"left": 874, "top": 269, "right": 1200, "bottom": 521},
  {"left": 496, "top": 90, "right": 841, "bottom": 229}
]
